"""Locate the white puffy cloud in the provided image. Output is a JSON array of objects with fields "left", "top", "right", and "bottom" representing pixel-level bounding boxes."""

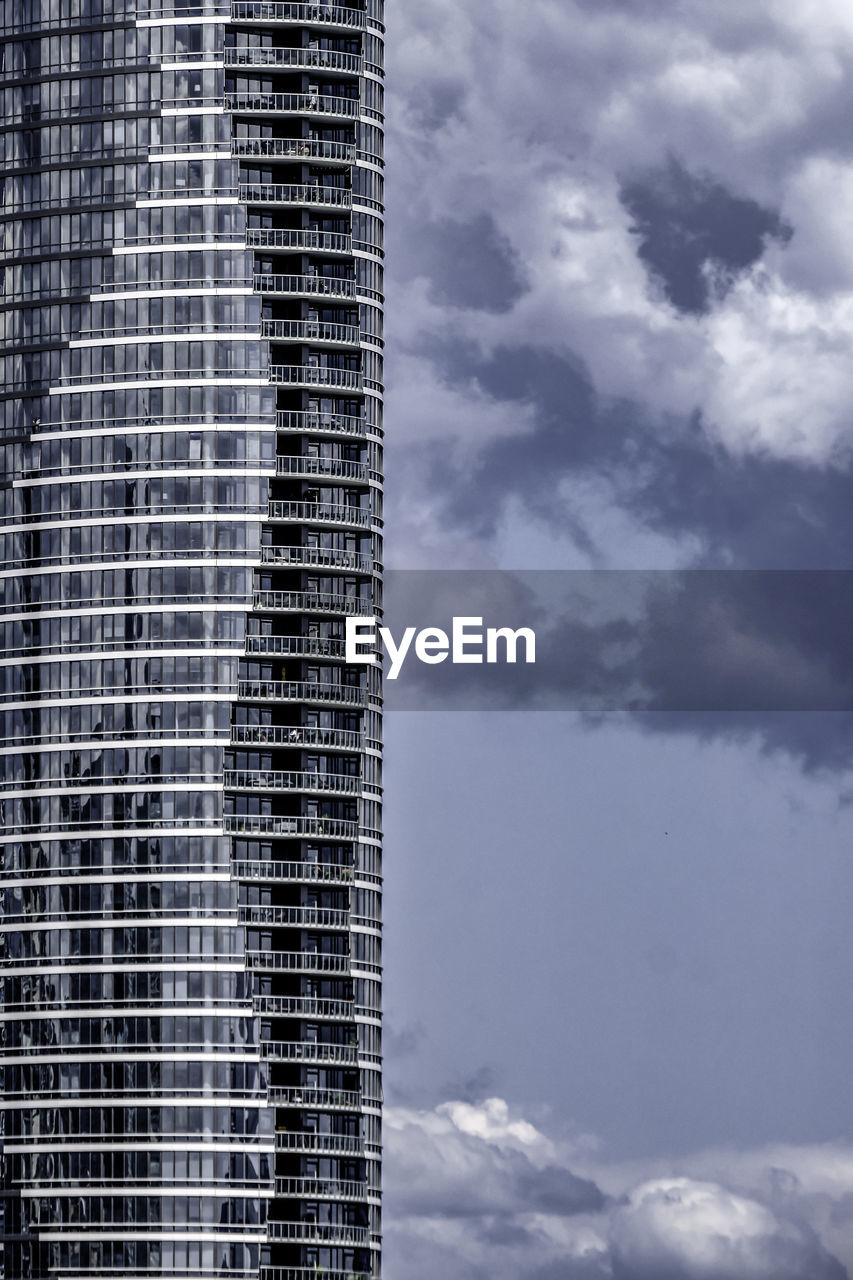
[
  {"left": 609, "top": 1177, "right": 846, "bottom": 1279},
  {"left": 383, "top": 1099, "right": 851, "bottom": 1280}
]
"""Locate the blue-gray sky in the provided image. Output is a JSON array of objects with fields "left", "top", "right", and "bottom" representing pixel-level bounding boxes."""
[{"left": 380, "top": 3, "right": 853, "bottom": 1277}]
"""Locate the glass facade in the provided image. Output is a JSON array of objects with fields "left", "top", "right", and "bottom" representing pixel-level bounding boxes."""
[{"left": 0, "top": 0, "right": 383, "bottom": 1275}]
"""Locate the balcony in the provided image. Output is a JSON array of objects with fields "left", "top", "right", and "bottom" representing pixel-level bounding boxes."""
[
  {"left": 255, "top": 995, "right": 362, "bottom": 1020},
  {"left": 275, "top": 1130, "right": 364, "bottom": 1156},
  {"left": 248, "top": 953, "right": 352, "bottom": 976},
  {"left": 276, "top": 456, "right": 370, "bottom": 482},
  {"left": 225, "top": 46, "right": 362, "bottom": 73},
  {"left": 266, "top": 1222, "right": 369, "bottom": 1245},
  {"left": 242, "top": 183, "right": 351, "bottom": 210},
  {"left": 266, "top": 499, "right": 371, "bottom": 528},
  {"left": 259, "top": 546, "right": 373, "bottom": 573},
  {"left": 247, "top": 228, "right": 351, "bottom": 255},
  {"left": 225, "top": 766, "right": 359, "bottom": 793},
  {"left": 254, "top": 270, "right": 355, "bottom": 297},
  {"left": 237, "top": 678, "right": 368, "bottom": 706},
  {"left": 232, "top": 137, "right": 356, "bottom": 164},
  {"left": 274, "top": 1175, "right": 368, "bottom": 1201},
  {"left": 262, "top": 319, "right": 360, "bottom": 346},
  {"left": 251, "top": 589, "right": 372, "bottom": 617},
  {"left": 244, "top": 635, "right": 348, "bottom": 659},
  {"left": 276, "top": 409, "right": 367, "bottom": 437},
  {"left": 240, "top": 904, "right": 350, "bottom": 928},
  {"left": 230, "top": 2, "right": 366, "bottom": 32},
  {"left": 260, "top": 1039, "right": 358, "bottom": 1063},
  {"left": 268, "top": 364, "right": 363, "bottom": 392},
  {"left": 266, "top": 1085, "right": 363, "bottom": 1111},
  {"left": 225, "top": 91, "right": 359, "bottom": 119},
  {"left": 231, "top": 724, "right": 364, "bottom": 749},
  {"left": 224, "top": 813, "right": 359, "bottom": 839},
  {"left": 261, "top": 1268, "right": 370, "bottom": 1280},
  {"left": 231, "top": 859, "right": 355, "bottom": 885}
]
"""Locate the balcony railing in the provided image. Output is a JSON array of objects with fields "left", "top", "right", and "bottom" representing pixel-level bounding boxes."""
[
  {"left": 225, "top": 91, "right": 359, "bottom": 119},
  {"left": 266, "top": 1085, "right": 365, "bottom": 1111},
  {"left": 232, "top": 137, "right": 355, "bottom": 164},
  {"left": 251, "top": 589, "right": 371, "bottom": 617},
  {"left": 276, "top": 409, "right": 367, "bottom": 436},
  {"left": 224, "top": 814, "right": 359, "bottom": 839},
  {"left": 254, "top": 271, "right": 355, "bottom": 296},
  {"left": 266, "top": 500, "right": 371, "bottom": 527},
  {"left": 225, "top": 767, "right": 359, "bottom": 793},
  {"left": 266, "top": 1221, "right": 369, "bottom": 1245},
  {"left": 254, "top": 994, "right": 364, "bottom": 1019},
  {"left": 274, "top": 1130, "right": 364, "bottom": 1155},
  {"left": 269, "top": 364, "right": 363, "bottom": 391},
  {"left": 231, "top": 859, "right": 355, "bottom": 885},
  {"left": 249, "top": 953, "right": 352, "bottom": 976},
  {"left": 240, "top": 904, "right": 350, "bottom": 928},
  {"left": 244, "top": 635, "right": 348, "bottom": 659},
  {"left": 259, "top": 547, "right": 373, "bottom": 573},
  {"left": 262, "top": 319, "right": 360, "bottom": 345},
  {"left": 274, "top": 1175, "right": 368, "bottom": 1201},
  {"left": 242, "top": 184, "right": 351, "bottom": 210},
  {"left": 230, "top": 2, "right": 366, "bottom": 31},
  {"left": 247, "top": 228, "right": 351, "bottom": 254},
  {"left": 260, "top": 1038, "right": 357, "bottom": 1063},
  {"left": 276, "top": 456, "right": 370, "bottom": 481},
  {"left": 231, "top": 724, "right": 364, "bottom": 750},
  {"left": 225, "top": 46, "right": 362, "bottom": 74},
  {"left": 237, "top": 678, "right": 368, "bottom": 706}
]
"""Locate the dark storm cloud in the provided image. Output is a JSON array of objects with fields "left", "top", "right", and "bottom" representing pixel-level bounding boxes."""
[
  {"left": 620, "top": 158, "right": 790, "bottom": 314},
  {"left": 396, "top": 212, "right": 526, "bottom": 312},
  {"left": 396, "top": 333, "right": 853, "bottom": 570}
]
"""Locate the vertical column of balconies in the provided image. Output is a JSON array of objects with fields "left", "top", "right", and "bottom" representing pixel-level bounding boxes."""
[{"left": 222, "top": 3, "right": 383, "bottom": 1278}]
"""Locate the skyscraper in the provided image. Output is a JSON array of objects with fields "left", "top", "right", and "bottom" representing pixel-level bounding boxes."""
[{"left": 0, "top": 1, "right": 384, "bottom": 1276}]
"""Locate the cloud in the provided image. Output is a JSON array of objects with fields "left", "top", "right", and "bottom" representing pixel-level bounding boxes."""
[
  {"left": 386, "top": 0, "right": 853, "bottom": 576},
  {"left": 609, "top": 1177, "right": 847, "bottom": 1280},
  {"left": 383, "top": 1099, "right": 851, "bottom": 1280}
]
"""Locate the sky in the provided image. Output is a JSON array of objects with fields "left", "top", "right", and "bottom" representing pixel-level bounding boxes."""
[{"left": 378, "top": 2, "right": 853, "bottom": 1277}]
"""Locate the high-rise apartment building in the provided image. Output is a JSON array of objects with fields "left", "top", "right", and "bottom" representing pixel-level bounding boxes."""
[{"left": 0, "top": 1, "right": 384, "bottom": 1276}]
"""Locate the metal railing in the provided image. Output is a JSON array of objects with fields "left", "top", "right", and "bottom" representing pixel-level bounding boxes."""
[
  {"left": 276, "top": 409, "right": 367, "bottom": 436},
  {"left": 242, "top": 184, "right": 351, "bottom": 209},
  {"left": 268, "top": 364, "right": 363, "bottom": 391},
  {"left": 224, "top": 46, "right": 362, "bottom": 73},
  {"left": 237, "top": 679, "right": 368, "bottom": 706},
  {"left": 252, "top": 589, "right": 371, "bottom": 617},
  {"left": 274, "top": 1175, "right": 368, "bottom": 1201},
  {"left": 254, "top": 271, "right": 355, "bottom": 297},
  {"left": 224, "top": 814, "right": 359, "bottom": 839},
  {"left": 259, "top": 547, "right": 373, "bottom": 573},
  {"left": 266, "top": 1222, "right": 369, "bottom": 1245},
  {"left": 240, "top": 904, "right": 350, "bottom": 928},
  {"left": 262, "top": 319, "right": 360, "bottom": 345},
  {"left": 230, "top": 2, "right": 366, "bottom": 30},
  {"left": 249, "top": 954, "right": 352, "bottom": 977},
  {"left": 247, "top": 228, "right": 351, "bottom": 254},
  {"left": 232, "top": 137, "right": 355, "bottom": 163},
  {"left": 267, "top": 499, "right": 371, "bottom": 527},
  {"left": 244, "top": 635, "right": 348, "bottom": 659},
  {"left": 231, "top": 860, "right": 355, "bottom": 885},
  {"left": 225, "top": 91, "right": 359, "bottom": 118},
  {"left": 225, "top": 768, "right": 359, "bottom": 793},
  {"left": 231, "top": 724, "right": 364, "bottom": 749},
  {"left": 276, "top": 456, "right": 369, "bottom": 481}
]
